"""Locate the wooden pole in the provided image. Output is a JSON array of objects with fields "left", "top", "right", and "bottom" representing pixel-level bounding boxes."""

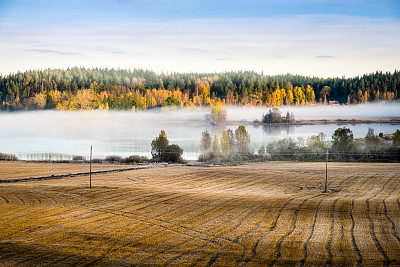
[
  {"left": 90, "top": 146, "right": 92, "bottom": 189},
  {"left": 324, "top": 150, "right": 329, "bottom": 193}
]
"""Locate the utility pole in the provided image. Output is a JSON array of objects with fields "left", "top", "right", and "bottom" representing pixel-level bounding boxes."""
[
  {"left": 90, "top": 146, "right": 92, "bottom": 189},
  {"left": 324, "top": 150, "right": 329, "bottom": 193}
]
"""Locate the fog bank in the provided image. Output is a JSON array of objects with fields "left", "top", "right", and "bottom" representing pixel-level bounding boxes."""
[
  {"left": 0, "top": 103, "right": 399, "bottom": 160},
  {"left": 227, "top": 102, "right": 400, "bottom": 122}
]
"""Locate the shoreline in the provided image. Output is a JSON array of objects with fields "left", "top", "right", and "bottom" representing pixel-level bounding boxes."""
[{"left": 235, "top": 118, "right": 400, "bottom": 126}]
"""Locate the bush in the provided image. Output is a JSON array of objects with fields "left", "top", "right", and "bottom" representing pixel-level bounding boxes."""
[
  {"left": 160, "top": 144, "right": 183, "bottom": 163},
  {"left": 0, "top": 153, "right": 18, "bottom": 161},
  {"left": 72, "top": 155, "right": 86, "bottom": 161},
  {"left": 122, "top": 155, "right": 149, "bottom": 164},
  {"left": 105, "top": 155, "right": 123, "bottom": 163},
  {"left": 198, "top": 153, "right": 213, "bottom": 162},
  {"left": 91, "top": 158, "right": 104, "bottom": 163},
  {"left": 198, "top": 153, "right": 261, "bottom": 165}
]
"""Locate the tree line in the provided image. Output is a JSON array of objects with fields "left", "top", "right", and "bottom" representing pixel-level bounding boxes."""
[
  {"left": 198, "top": 126, "right": 400, "bottom": 163},
  {"left": 1, "top": 67, "right": 399, "bottom": 111},
  {"left": 199, "top": 125, "right": 252, "bottom": 162},
  {"left": 262, "top": 128, "right": 400, "bottom": 162}
]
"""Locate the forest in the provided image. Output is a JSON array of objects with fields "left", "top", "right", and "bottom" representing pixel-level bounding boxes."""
[{"left": 0, "top": 68, "right": 399, "bottom": 111}]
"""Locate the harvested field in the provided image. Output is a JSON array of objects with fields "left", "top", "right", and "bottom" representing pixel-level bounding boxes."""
[
  {"left": 0, "top": 162, "right": 131, "bottom": 181},
  {"left": 0, "top": 161, "right": 399, "bottom": 266}
]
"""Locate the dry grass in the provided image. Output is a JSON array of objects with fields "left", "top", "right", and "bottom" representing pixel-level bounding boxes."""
[
  {"left": 0, "top": 161, "right": 133, "bottom": 180},
  {"left": 0, "top": 161, "right": 399, "bottom": 266}
]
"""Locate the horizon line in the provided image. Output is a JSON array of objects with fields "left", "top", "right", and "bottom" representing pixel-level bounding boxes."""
[{"left": 1, "top": 66, "right": 399, "bottom": 80}]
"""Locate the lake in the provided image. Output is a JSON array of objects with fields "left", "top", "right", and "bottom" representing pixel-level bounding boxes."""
[{"left": 1, "top": 103, "right": 399, "bottom": 160}]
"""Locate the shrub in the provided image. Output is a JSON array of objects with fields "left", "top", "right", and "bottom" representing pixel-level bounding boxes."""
[
  {"left": 72, "top": 155, "right": 86, "bottom": 161},
  {"left": 0, "top": 153, "right": 18, "bottom": 161},
  {"left": 91, "top": 158, "right": 104, "bottom": 163},
  {"left": 160, "top": 144, "right": 183, "bottom": 163},
  {"left": 122, "top": 155, "right": 149, "bottom": 164},
  {"left": 105, "top": 155, "right": 123, "bottom": 163}
]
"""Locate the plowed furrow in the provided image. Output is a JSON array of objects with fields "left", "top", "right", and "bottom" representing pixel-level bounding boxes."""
[
  {"left": 325, "top": 198, "right": 338, "bottom": 267},
  {"left": 383, "top": 181, "right": 400, "bottom": 245},
  {"left": 299, "top": 199, "right": 323, "bottom": 267},
  {"left": 200, "top": 196, "right": 284, "bottom": 266},
  {"left": 350, "top": 199, "right": 362, "bottom": 266},
  {"left": 88, "top": 194, "right": 248, "bottom": 253},
  {"left": 30, "top": 190, "right": 59, "bottom": 206},
  {"left": 330, "top": 197, "right": 357, "bottom": 265},
  {"left": 56, "top": 220, "right": 163, "bottom": 265},
  {"left": 14, "top": 195, "right": 26, "bottom": 205},
  {"left": 363, "top": 173, "right": 397, "bottom": 266},
  {"left": 141, "top": 200, "right": 256, "bottom": 266},
  {"left": 240, "top": 197, "right": 295, "bottom": 266},
  {"left": 268, "top": 198, "right": 308, "bottom": 267},
  {"left": 338, "top": 174, "right": 358, "bottom": 186},
  {"left": 366, "top": 198, "right": 389, "bottom": 265},
  {"left": 117, "top": 192, "right": 258, "bottom": 265},
  {"left": 0, "top": 162, "right": 399, "bottom": 266},
  {"left": 160, "top": 194, "right": 272, "bottom": 267},
  {"left": 41, "top": 216, "right": 164, "bottom": 266},
  {"left": 0, "top": 195, "right": 9, "bottom": 204},
  {"left": 153, "top": 175, "right": 270, "bottom": 227},
  {"left": 304, "top": 197, "right": 337, "bottom": 265},
  {"left": 10, "top": 212, "right": 117, "bottom": 266},
  {"left": 348, "top": 172, "right": 389, "bottom": 266}
]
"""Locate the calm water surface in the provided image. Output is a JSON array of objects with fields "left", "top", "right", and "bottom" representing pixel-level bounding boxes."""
[{"left": 1, "top": 104, "right": 399, "bottom": 160}]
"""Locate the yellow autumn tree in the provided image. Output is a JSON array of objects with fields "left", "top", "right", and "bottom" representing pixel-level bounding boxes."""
[
  {"left": 271, "top": 89, "right": 281, "bottom": 106},
  {"left": 220, "top": 130, "right": 230, "bottom": 156},
  {"left": 212, "top": 135, "right": 220, "bottom": 157},
  {"left": 75, "top": 89, "right": 94, "bottom": 110},
  {"left": 265, "top": 93, "right": 272, "bottom": 106},
  {"left": 210, "top": 101, "right": 227, "bottom": 125},
  {"left": 363, "top": 91, "right": 369, "bottom": 103},
  {"left": 47, "top": 90, "right": 61, "bottom": 108},
  {"left": 294, "top": 86, "right": 305, "bottom": 105},
  {"left": 198, "top": 81, "right": 210, "bottom": 99},
  {"left": 33, "top": 92, "right": 46, "bottom": 109},
  {"left": 387, "top": 91, "right": 395, "bottom": 100},
  {"left": 193, "top": 95, "right": 203, "bottom": 106},
  {"left": 279, "top": 88, "right": 286, "bottom": 106},
  {"left": 286, "top": 89, "right": 294, "bottom": 105},
  {"left": 305, "top": 85, "right": 316, "bottom": 104}
]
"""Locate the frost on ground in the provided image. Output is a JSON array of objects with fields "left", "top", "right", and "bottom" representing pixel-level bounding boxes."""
[{"left": 0, "top": 161, "right": 399, "bottom": 266}]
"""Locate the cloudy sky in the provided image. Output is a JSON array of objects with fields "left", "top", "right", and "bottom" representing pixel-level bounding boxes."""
[{"left": 0, "top": 0, "right": 399, "bottom": 77}]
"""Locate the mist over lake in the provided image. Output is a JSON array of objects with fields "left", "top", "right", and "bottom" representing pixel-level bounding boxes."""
[{"left": 1, "top": 103, "right": 399, "bottom": 160}]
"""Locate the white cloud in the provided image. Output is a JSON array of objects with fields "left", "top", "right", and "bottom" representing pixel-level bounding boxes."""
[{"left": 0, "top": 15, "right": 399, "bottom": 77}]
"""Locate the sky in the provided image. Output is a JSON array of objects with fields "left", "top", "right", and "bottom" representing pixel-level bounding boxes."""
[{"left": 0, "top": 0, "right": 399, "bottom": 77}]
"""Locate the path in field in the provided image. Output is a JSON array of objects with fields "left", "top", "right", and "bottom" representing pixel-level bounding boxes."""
[{"left": 0, "top": 162, "right": 399, "bottom": 266}]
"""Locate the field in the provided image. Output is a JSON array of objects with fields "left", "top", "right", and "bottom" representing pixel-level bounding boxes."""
[
  {"left": 0, "top": 162, "right": 133, "bottom": 181},
  {"left": 0, "top": 161, "right": 399, "bottom": 266}
]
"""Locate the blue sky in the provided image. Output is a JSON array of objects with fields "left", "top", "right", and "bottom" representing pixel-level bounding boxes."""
[{"left": 0, "top": 0, "right": 399, "bottom": 77}]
